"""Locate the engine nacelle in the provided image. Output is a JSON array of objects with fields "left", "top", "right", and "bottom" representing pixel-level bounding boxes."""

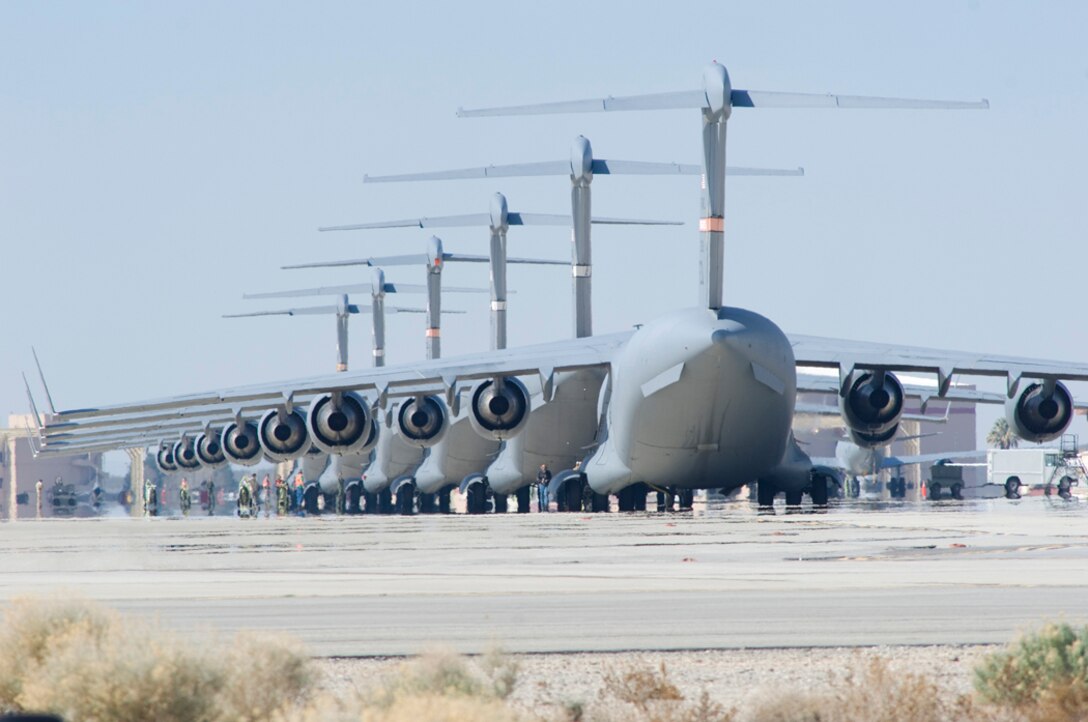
[
  {"left": 468, "top": 377, "right": 531, "bottom": 440},
  {"left": 1006, "top": 380, "right": 1073, "bottom": 444},
  {"left": 195, "top": 430, "right": 228, "bottom": 469},
  {"left": 155, "top": 443, "right": 178, "bottom": 473},
  {"left": 221, "top": 420, "right": 262, "bottom": 466},
  {"left": 258, "top": 408, "right": 310, "bottom": 462},
  {"left": 839, "top": 371, "right": 904, "bottom": 448},
  {"left": 173, "top": 438, "right": 201, "bottom": 471},
  {"left": 306, "top": 391, "right": 376, "bottom": 456},
  {"left": 397, "top": 395, "right": 449, "bottom": 448}
]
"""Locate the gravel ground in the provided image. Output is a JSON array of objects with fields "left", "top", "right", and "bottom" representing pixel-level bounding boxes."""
[{"left": 315, "top": 645, "right": 997, "bottom": 712}]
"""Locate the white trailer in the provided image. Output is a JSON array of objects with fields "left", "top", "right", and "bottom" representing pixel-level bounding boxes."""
[{"left": 987, "top": 436, "right": 1086, "bottom": 499}]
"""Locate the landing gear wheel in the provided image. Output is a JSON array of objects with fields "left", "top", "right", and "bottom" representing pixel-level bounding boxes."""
[
  {"left": 618, "top": 486, "right": 635, "bottom": 512},
  {"left": 633, "top": 484, "right": 648, "bottom": 511},
  {"left": 1004, "top": 477, "right": 1021, "bottom": 500},
  {"left": 656, "top": 491, "right": 667, "bottom": 512},
  {"left": 378, "top": 489, "right": 394, "bottom": 514},
  {"left": 493, "top": 493, "right": 508, "bottom": 514},
  {"left": 591, "top": 491, "right": 610, "bottom": 513},
  {"left": 678, "top": 489, "right": 694, "bottom": 511},
  {"left": 929, "top": 482, "right": 941, "bottom": 501},
  {"left": 516, "top": 486, "right": 531, "bottom": 513},
  {"left": 951, "top": 482, "right": 964, "bottom": 501},
  {"left": 466, "top": 484, "right": 486, "bottom": 514},
  {"left": 1058, "top": 476, "right": 1074, "bottom": 500},
  {"left": 303, "top": 485, "right": 320, "bottom": 515},
  {"left": 362, "top": 491, "right": 377, "bottom": 514},
  {"left": 810, "top": 475, "right": 829, "bottom": 507},
  {"left": 563, "top": 479, "right": 582, "bottom": 512},
  {"left": 756, "top": 481, "right": 775, "bottom": 508},
  {"left": 784, "top": 489, "right": 803, "bottom": 507},
  {"left": 395, "top": 486, "right": 415, "bottom": 515},
  {"left": 438, "top": 487, "right": 452, "bottom": 514},
  {"left": 418, "top": 492, "right": 437, "bottom": 514}
]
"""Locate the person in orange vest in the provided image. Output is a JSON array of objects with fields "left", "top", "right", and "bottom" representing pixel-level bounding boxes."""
[{"left": 293, "top": 471, "right": 305, "bottom": 516}]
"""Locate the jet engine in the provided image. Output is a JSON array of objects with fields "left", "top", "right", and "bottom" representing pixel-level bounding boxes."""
[
  {"left": 221, "top": 420, "right": 262, "bottom": 466},
  {"left": 1005, "top": 380, "right": 1073, "bottom": 444},
  {"left": 397, "top": 395, "right": 449, "bottom": 448},
  {"left": 173, "top": 438, "right": 201, "bottom": 471},
  {"left": 306, "top": 391, "right": 377, "bottom": 455},
  {"left": 195, "top": 430, "right": 228, "bottom": 469},
  {"left": 468, "top": 377, "right": 530, "bottom": 440},
  {"left": 155, "top": 443, "right": 178, "bottom": 473},
  {"left": 839, "top": 370, "right": 904, "bottom": 447},
  {"left": 258, "top": 407, "right": 310, "bottom": 462}
]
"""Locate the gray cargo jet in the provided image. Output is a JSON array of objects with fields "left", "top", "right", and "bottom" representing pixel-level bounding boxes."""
[{"left": 27, "top": 65, "right": 1088, "bottom": 512}]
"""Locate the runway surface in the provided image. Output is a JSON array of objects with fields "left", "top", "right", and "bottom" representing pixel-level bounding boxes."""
[{"left": 2, "top": 498, "right": 1086, "bottom": 656}]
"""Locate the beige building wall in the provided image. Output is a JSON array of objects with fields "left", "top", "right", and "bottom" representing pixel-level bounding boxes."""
[{"left": 2, "top": 414, "right": 102, "bottom": 519}]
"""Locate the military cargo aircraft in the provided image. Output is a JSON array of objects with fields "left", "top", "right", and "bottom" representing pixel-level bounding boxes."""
[{"left": 26, "top": 64, "right": 1088, "bottom": 513}]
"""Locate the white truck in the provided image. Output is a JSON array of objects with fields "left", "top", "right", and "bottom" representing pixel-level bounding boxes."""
[{"left": 987, "top": 438, "right": 1085, "bottom": 499}]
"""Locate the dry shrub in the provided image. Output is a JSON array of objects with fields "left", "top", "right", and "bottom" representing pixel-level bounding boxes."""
[
  {"left": 220, "top": 631, "right": 313, "bottom": 722},
  {"left": 0, "top": 596, "right": 117, "bottom": 710},
  {"left": 0, "top": 596, "right": 313, "bottom": 722},
  {"left": 591, "top": 661, "right": 734, "bottom": 722},
  {"left": 281, "top": 693, "right": 524, "bottom": 722},
  {"left": 975, "top": 622, "right": 1088, "bottom": 712},
  {"left": 280, "top": 648, "right": 526, "bottom": 722},
  {"left": 745, "top": 656, "right": 977, "bottom": 722}
]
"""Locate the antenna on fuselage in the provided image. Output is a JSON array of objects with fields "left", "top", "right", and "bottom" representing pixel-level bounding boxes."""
[{"left": 457, "top": 63, "right": 988, "bottom": 311}]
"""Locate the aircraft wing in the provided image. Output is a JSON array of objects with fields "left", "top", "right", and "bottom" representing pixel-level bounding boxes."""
[
  {"left": 880, "top": 450, "right": 987, "bottom": 469},
  {"left": 790, "top": 334, "right": 1088, "bottom": 393},
  {"left": 33, "top": 333, "right": 629, "bottom": 453}
]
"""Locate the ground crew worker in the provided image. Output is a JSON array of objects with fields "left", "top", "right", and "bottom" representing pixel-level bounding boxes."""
[
  {"left": 237, "top": 475, "right": 252, "bottom": 518},
  {"left": 537, "top": 464, "right": 552, "bottom": 512},
  {"left": 275, "top": 477, "right": 289, "bottom": 516},
  {"left": 293, "top": 472, "right": 305, "bottom": 516},
  {"left": 207, "top": 480, "right": 217, "bottom": 516},
  {"left": 335, "top": 478, "right": 345, "bottom": 515},
  {"left": 144, "top": 478, "right": 157, "bottom": 517},
  {"left": 261, "top": 474, "right": 271, "bottom": 517},
  {"left": 179, "top": 478, "right": 191, "bottom": 516},
  {"left": 35, "top": 479, "right": 44, "bottom": 517}
]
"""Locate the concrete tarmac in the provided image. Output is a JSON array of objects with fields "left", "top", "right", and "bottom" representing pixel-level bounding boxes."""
[{"left": 1, "top": 498, "right": 1086, "bottom": 656}]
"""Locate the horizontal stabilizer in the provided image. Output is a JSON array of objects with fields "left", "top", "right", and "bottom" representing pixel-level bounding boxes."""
[
  {"left": 366, "top": 159, "right": 800, "bottom": 181},
  {"left": 283, "top": 253, "right": 424, "bottom": 270},
  {"left": 223, "top": 304, "right": 370, "bottom": 318},
  {"left": 731, "top": 89, "right": 989, "bottom": 110},
  {"left": 508, "top": 212, "right": 570, "bottom": 226},
  {"left": 244, "top": 283, "right": 374, "bottom": 300},
  {"left": 320, "top": 214, "right": 491, "bottom": 232},
  {"left": 457, "top": 89, "right": 709, "bottom": 117},
  {"left": 594, "top": 159, "right": 700, "bottom": 175},
  {"left": 388, "top": 283, "right": 487, "bottom": 294},
  {"left": 590, "top": 216, "right": 683, "bottom": 226},
  {"left": 389, "top": 307, "right": 465, "bottom": 315},
  {"left": 365, "top": 161, "right": 570, "bottom": 182}
]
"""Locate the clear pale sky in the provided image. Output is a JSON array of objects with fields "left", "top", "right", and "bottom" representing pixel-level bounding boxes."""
[{"left": 3, "top": 1, "right": 1086, "bottom": 460}]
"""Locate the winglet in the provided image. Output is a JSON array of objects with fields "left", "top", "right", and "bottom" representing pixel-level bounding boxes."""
[
  {"left": 22, "top": 372, "right": 43, "bottom": 432},
  {"left": 31, "top": 347, "right": 57, "bottom": 416}
]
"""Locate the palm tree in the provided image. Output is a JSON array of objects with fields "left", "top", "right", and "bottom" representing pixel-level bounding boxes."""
[{"left": 987, "top": 417, "right": 1018, "bottom": 450}]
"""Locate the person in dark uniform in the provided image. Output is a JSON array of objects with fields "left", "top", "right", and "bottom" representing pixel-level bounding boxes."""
[{"left": 536, "top": 464, "right": 552, "bottom": 512}]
